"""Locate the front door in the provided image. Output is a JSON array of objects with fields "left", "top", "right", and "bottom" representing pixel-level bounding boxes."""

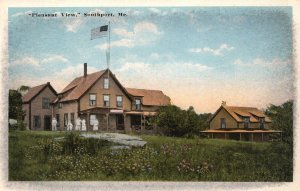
[
  {"left": 44, "top": 115, "right": 51, "bottom": 131},
  {"left": 116, "top": 114, "right": 124, "bottom": 130}
]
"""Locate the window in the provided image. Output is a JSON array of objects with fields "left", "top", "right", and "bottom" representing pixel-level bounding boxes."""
[
  {"left": 135, "top": 98, "right": 141, "bottom": 110},
  {"left": 58, "top": 103, "right": 63, "bottom": 109},
  {"left": 64, "top": 113, "right": 68, "bottom": 128},
  {"left": 259, "top": 117, "right": 265, "bottom": 129},
  {"left": 220, "top": 118, "right": 226, "bottom": 129},
  {"left": 42, "top": 97, "right": 50, "bottom": 109},
  {"left": 103, "top": 95, "right": 110, "bottom": 107},
  {"left": 104, "top": 77, "right": 109, "bottom": 89},
  {"left": 90, "top": 114, "right": 96, "bottom": 125},
  {"left": 70, "top": 113, "right": 75, "bottom": 125},
  {"left": 56, "top": 114, "right": 60, "bottom": 127},
  {"left": 34, "top": 115, "right": 41, "bottom": 128},
  {"left": 244, "top": 117, "right": 250, "bottom": 128},
  {"left": 89, "top": 94, "right": 97, "bottom": 106},
  {"left": 116, "top": 96, "right": 123, "bottom": 107}
]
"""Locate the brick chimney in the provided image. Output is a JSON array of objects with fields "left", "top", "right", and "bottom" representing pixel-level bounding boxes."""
[{"left": 84, "top": 63, "right": 87, "bottom": 77}]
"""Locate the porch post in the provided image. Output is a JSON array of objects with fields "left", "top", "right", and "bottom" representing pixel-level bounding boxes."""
[
  {"left": 123, "top": 113, "right": 127, "bottom": 132},
  {"left": 239, "top": 133, "right": 242, "bottom": 141},
  {"left": 140, "top": 114, "right": 143, "bottom": 132},
  {"left": 87, "top": 113, "right": 90, "bottom": 132},
  {"left": 262, "top": 133, "right": 264, "bottom": 142},
  {"left": 106, "top": 113, "right": 109, "bottom": 131},
  {"left": 212, "top": 133, "right": 214, "bottom": 139},
  {"left": 225, "top": 133, "right": 227, "bottom": 139},
  {"left": 251, "top": 133, "right": 254, "bottom": 142}
]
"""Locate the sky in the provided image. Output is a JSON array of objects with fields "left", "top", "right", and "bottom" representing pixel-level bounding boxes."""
[{"left": 8, "top": 7, "right": 293, "bottom": 113}]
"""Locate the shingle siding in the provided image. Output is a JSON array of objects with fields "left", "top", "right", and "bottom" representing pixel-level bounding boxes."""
[
  {"left": 79, "top": 73, "right": 131, "bottom": 111},
  {"left": 27, "top": 86, "right": 57, "bottom": 130}
]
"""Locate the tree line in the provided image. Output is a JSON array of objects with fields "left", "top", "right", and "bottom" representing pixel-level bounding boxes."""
[{"left": 155, "top": 101, "right": 293, "bottom": 144}]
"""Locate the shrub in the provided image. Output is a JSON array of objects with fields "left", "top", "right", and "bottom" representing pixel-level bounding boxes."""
[
  {"left": 62, "top": 132, "right": 82, "bottom": 155},
  {"left": 156, "top": 105, "right": 211, "bottom": 137},
  {"left": 17, "top": 121, "right": 27, "bottom": 131}
]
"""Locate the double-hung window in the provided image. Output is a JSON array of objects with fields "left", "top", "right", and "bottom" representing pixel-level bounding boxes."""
[
  {"left": 116, "top": 96, "right": 123, "bottom": 107},
  {"left": 103, "top": 95, "right": 110, "bottom": 107},
  {"left": 89, "top": 94, "right": 97, "bottom": 106},
  {"left": 42, "top": 97, "right": 50, "bottom": 109},
  {"left": 104, "top": 77, "right": 109, "bottom": 89},
  {"left": 70, "top": 113, "right": 75, "bottom": 125},
  {"left": 220, "top": 118, "right": 226, "bottom": 129},
  {"left": 135, "top": 98, "right": 141, "bottom": 110}
]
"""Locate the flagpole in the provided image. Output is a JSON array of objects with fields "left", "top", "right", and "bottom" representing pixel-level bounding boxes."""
[{"left": 106, "top": 21, "right": 110, "bottom": 132}]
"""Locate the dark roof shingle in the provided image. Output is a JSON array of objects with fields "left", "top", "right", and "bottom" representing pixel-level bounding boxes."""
[
  {"left": 126, "top": 88, "right": 171, "bottom": 106},
  {"left": 22, "top": 82, "right": 57, "bottom": 103},
  {"left": 60, "top": 70, "right": 106, "bottom": 102},
  {"left": 223, "top": 105, "right": 272, "bottom": 122}
]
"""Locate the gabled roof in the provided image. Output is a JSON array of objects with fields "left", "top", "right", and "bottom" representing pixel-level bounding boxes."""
[
  {"left": 59, "top": 69, "right": 133, "bottom": 102},
  {"left": 60, "top": 76, "right": 85, "bottom": 94},
  {"left": 57, "top": 68, "right": 171, "bottom": 105},
  {"left": 22, "top": 82, "right": 57, "bottom": 103},
  {"left": 210, "top": 105, "right": 271, "bottom": 123},
  {"left": 60, "top": 70, "right": 106, "bottom": 102},
  {"left": 126, "top": 88, "right": 171, "bottom": 106}
]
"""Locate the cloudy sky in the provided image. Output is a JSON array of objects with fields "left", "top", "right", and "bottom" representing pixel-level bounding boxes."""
[{"left": 8, "top": 7, "right": 293, "bottom": 113}]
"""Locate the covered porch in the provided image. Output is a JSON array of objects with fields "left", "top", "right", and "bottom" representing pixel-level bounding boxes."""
[
  {"left": 79, "top": 107, "right": 128, "bottom": 133},
  {"left": 78, "top": 108, "right": 159, "bottom": 134},
  {"left": 124, "top": 111, "right": 157, "bottom": 134},
  {"left": 200, "top": 129, "right": 283, "bottom": 142}
]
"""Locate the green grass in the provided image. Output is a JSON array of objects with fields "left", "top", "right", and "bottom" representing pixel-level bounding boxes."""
[{"left": 9, "top": 130, "right": 293, "bottom": 181}]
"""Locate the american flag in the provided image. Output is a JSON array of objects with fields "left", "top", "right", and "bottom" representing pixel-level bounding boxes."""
[{"left": 91, "top": 25, "right": 108, "bottom": 40}]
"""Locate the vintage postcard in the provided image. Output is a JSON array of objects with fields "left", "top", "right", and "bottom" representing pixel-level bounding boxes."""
[{"left": 1, "top": 1, "right": 300, "bottom": 191}]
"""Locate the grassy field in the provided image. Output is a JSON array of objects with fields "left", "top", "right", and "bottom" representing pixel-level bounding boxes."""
[{"left": 9, "top": 130, "right": 293, "bottom": 181}]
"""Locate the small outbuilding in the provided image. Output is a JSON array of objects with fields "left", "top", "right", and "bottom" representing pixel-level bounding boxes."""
[{"left": 201, "top": 104, "right": 282, "bottom": 142}]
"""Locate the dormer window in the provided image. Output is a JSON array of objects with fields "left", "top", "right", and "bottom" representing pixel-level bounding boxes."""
[
  {"left": 135, "top": 98, "right": 141, "bottom": 110},
  {"left": 104, "top": 77, "right": 109, "bottom": 89},
  {"left": 259, "top": 117, "right": 265, "bottom": 129},
  {"left": 244, "top": 117, "right": 250, "bottom": 128}
]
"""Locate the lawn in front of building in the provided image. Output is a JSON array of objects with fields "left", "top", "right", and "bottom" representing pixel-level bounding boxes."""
[{"left": 9, "top": 130, "right": 292, "bottom": 181}]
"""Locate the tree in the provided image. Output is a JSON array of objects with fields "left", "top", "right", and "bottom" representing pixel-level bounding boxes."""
[
  {"left": 185, "top": 106, "right": 201, "bottom": 136},
  {"left": 156, "top": 105, "right": 186, "bottom": 136},
  {"left": 265, "top": 100, "right": 293, "bottom": 144},
  {"left": 18, "top": 85, "right": 30, "bottom": 96},
  {"left": 9, "top": 89, "right": 24, "bottom": 120},
  {"left": 156, "top": 105, "right": 211, "bottom": 137},
  {"left": 198, "top": 113, "right": 212, "bottom": 131}
]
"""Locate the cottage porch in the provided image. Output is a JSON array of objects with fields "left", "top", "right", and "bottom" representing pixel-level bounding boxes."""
[
  {"left": 200, "top": 129, "right": 283, "bottom": 142},
  {"left": 78, "top": 107, "right": 157, "bottom": 134}
]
